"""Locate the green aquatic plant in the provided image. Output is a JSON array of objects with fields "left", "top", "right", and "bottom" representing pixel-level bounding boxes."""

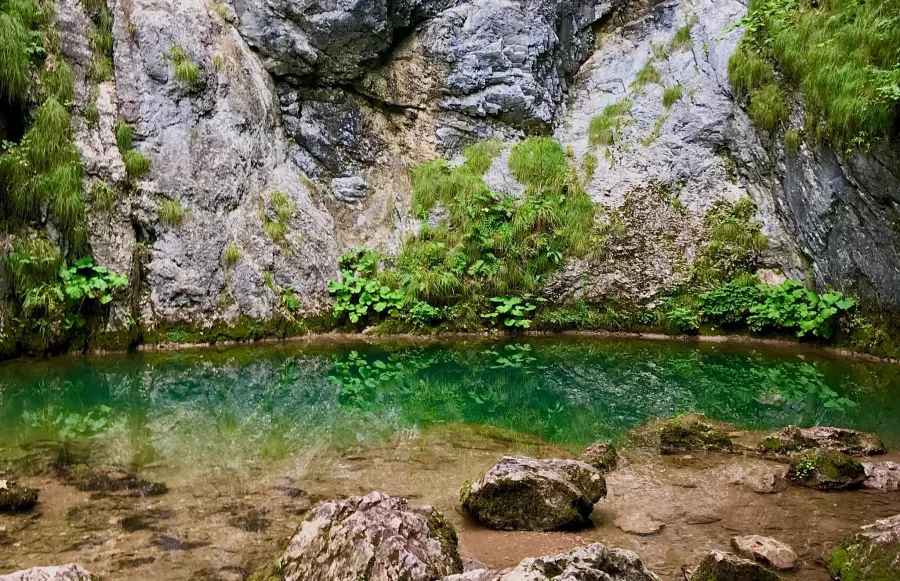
[{"left": 329, "top": 247, "right": 404, "bottom": 325}]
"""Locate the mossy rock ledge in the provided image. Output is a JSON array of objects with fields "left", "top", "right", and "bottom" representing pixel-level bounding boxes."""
[
  {"left": 276, "top": 491, "right": 462, "bottom": 581},
  {"left": 759, "top": 425, "right": 885, "bottom": 457},
  {"left": 659, "top": 415, "right": 735, "bottom": 454},
  {"left": 0, "top": 480, "right": 38, "bottom": 512},
  {"left": 829, "top": 514, "right": 900, "bottom": 581},
  {"left": 460, "top": 455, "right": 606, "bottom": 531},
  {"left": 689, "top": 551, "right": 780, "bottom": 581},
  {"left": 579, "top": 442, "right": 618, "bottom": 474},
  {"left": 443, "top": 543, "right": 660, "bottom": 581},
  {"left": 786, "top": 449, "right": 866, "bottom": 490}
]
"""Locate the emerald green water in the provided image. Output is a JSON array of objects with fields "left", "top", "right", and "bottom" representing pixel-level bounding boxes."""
[{"left": 1, "top": 337, "right": 899, "bottom": 477}]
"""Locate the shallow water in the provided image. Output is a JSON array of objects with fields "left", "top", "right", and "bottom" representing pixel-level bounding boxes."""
[{"left": 1, "top": 337, "right": 899, "bottom": 579}]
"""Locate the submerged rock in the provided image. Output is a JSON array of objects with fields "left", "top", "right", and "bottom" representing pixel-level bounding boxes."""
[
  {"left": 786, "top": 449, "right": 866, "bottom": 490},
  {"left": 614, "top": 512, "right": 665, "bottom": 536},
  {"left": 60, "top": 464, "right": 167, "bottom": 497},
  {"left": 0, "top": 480, "right": 38, "bottom": 512},
  {"left": 690, "top": 551, "right": 780, "bottom": 581},
  {"left": 731, "top": 535, "right": 798, "bottom": 570},
  {"left": 829, "top": 514, "right": 900, "bottom": 580},
  {"left": 863, "top": 461, "right": 900, "bottom": 491},
  {"left": 735, "top": 465, "right": 789, "bottom": 494},
  {"left": 659, "top": 415, "right": 735, "bottom": 454},
  {"left": 0, "top": 564, "right": 94, "bottom": 581},
  {"left": 579, "top": 442, "right": 618, "bottom": 473},
  {"left": 279, "top": 491, "right": 462, "bottom": 581},
  {"left": 442, "top": 542, "right": 660, "bottom": 581},
  {"left": 759, "top": 426, "right": 885, "bottom": 457},
  {"left": 460, "top": 456, "right": 606, "bottom": 531}
]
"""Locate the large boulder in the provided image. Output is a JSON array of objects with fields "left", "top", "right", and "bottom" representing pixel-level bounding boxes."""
[
  {"left": 579, "top": 442, "right": 618, "bottom": 473},
  {"left": 659, "top": 415, "right": 735, "bottom": 454},
  {"left": 731, "top": 535, "right": 797, "bottom": 570},
  {"left": 279, "top": 492, "right": 462, "bottom": 581},
  {"left": 460, "top": 456, "right": 606, "bottom": 531},
  {"left": 786, "top": 449, "right": 866, "bottom": 490},
  {"left": 442, "top": 543, "right": 660, "bottom": 581},
  {"left": 0, "top": 481, "right": 38, "bottom": 513},
  {"left": 863, "top": 461, "right": 900, "bottom": 491},
  {"left": 829, "top": 514, "right": 900, "bottom": 580},
  {"left": 759, "top": 426, "right": 885, "bottom": 457},
  {"left": 689, "top": 551, "right": 779, "bottom": 581},
  {"left": 0, "top": 564, "right": 94, "bottom": 581}
]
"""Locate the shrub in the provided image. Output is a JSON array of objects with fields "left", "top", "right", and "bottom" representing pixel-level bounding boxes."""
[
  {"left": 663, "top": 85, "right": 683, "bottom": 108},
  {"left": 123, "top": 149, "right": 151, "bottom": 178},
  {"left": 158, "top": 199, "right": 185, "bottom": 227}
]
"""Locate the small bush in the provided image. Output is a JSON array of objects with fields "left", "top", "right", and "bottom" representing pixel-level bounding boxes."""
[
  {"left": 158, "top": 199, "right": 185, "bottom": 226},
  {"left": 123, "top": 149, "right": 150, "bottom": 178},
  {"left": 748, "top": 280, "right": 856, "bottom": 338},
  {"left": 663, "top": 85, "right": 683, "bottom": 108}
]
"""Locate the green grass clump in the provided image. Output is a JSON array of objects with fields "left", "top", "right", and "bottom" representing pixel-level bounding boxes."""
[
  {"left": 90, "top": 179, "right": 116, "bottom": 212},
  {"left": 115, "top": 122, "right": 133, "bottom": 152},
  {"left": 41, "top": 60, "right": 75, "bottom": 103},
  {"left": 85, "top": 102, "right": 100, "bottom": 126},
  {"left": 158, "top": 199, "right": 185, "bottom": 227},
  {"left": 632, "top": 62, "right": 661, "bottom": 90},
  {"left": 223, "top": 242, "right": 242, "bottom": 266},
  {"left": 462, "top": 138, "right": 503, "bottom": 175},
  {"left": 785, "top": 128, "right": 802, "bottom": 152},
  {"left": 5, "top": 237, "right": 62, "bottom": 293},
  {"left": 263, "top": 219, "right": 286, "bottom": 241},
  {"left": 730, "top": 0, "right": 900, "bottom": 146},
  {"left": 662, "top": 85, "right": 682, "bottom": 108},
  {"left": 123, "top": 149, "right": 151, "bottom": 179},
  {"left": 168, "top": 45, "right": 200, "bottom": 87},
  {"left": 47, "top": 161, "right": 85, "bottom": 228},
  {"left": 748, "top": 83, "right": 787, "bottom": 132},
  {"left": 0, "top": 6, "right": 35, "bottom": 102},
  {"left": 588, "top": 98, "right": 632, "bottom": 146},
  {"left": 508, "top": 137, "right": 567, "bottom": 187},
  {"left": 669, "top": 23, "right": 693, "bottom": 51},
  {"left": 640, "top": 115, "right": 667, "bottom": 147}
]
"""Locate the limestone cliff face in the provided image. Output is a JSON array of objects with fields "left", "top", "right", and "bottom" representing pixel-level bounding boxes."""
[{"left": 37, "top": 0, "right": 900, "bottom": 340}]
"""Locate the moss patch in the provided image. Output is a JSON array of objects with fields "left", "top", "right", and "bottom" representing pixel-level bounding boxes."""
[
  {"left": 659, "top": 415, "right": 735, "bottom": 454},
  {"left": 830, "top": 533, "right": 900, "bottom": 580},
  {"left": 787, "top": 449, "right": 865, "bottom": 490},
  {"left": 0, "top": 482, "right": 38, "bottom": 512}
]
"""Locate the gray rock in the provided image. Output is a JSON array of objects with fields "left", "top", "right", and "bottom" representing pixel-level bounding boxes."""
[
  {"left": 731, "top": 535, "right": 798, "bottom": 570},
  {"left": 760, "top": 425, "right": 886, "bottom": 457},
  {"left": 0, "top": 564, "right": 94, "bottom": 581},
  {"left": 736, "top": 466, "right": 788, "bottom": 494},
  {"left": 442, "top": 542, "right": 660, "bottom": 581},
  {"left": 690, "top": 551, "right": 779, "bottom": 581},
  {"left": 786, "top": 449, "right": 866, "bottom": 491},
  {"left": 460, "top": 455, "right": 606, "bottom": 531},
  {"left": 614, "top": 512, "right": 665, "bottom": 536},
  {"left": 579, "top": 442, "right": 618, "bottom": 473},
  {"left": 279, "top": 491, "right": 462, "bottom": 581},
  {"left": 863, "top": 461, "right": 900, "bottom": 491},
  {"left": 331, "top": 176, "right": 372, "bottom": 203}
]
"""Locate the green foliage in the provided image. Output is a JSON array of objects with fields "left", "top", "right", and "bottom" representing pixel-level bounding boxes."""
[
  {"left": 263, "top": 219, "right": 286, "bottom": 242},
  {"left": 168, "top": 45, "right": 199, "bottom": 87},
  {"left": 698, "top": 275, "right": 766, "bottom": 325},
  {"left": 123, "top": 149, "right": 150, "bottom": 179},
  {"left": 481, "top": 295, "right": 544, "bottom": 329},
  {"left": 508, "top": 137, "right": 568, "bottom": 187},
  {"left": 329, "top": 247, "right": 403, "bottom": 325},
  {"left": 784, "top": 128, "right": 801, "bottom": 152},
  {"left": 223, "top": 241, "right": 242, "bottom": 267},
  {"left": 462, "top": 138, "right": 503, "bottom": 175},
  {"left": 632, "top": 62, "right": 661, "bottom": 90},
  {"left": 670, "top": 23, "right": 693, "bottom": 51},
  {"left": 692, "top": 198, "right": 769, "bottom": 287},
  {"left": 588, "top": 98, "right": 632, "bottom": 147},
  {"left": 639, "top": 115, "right": 667, "bottom": 147},
  {"left": 115, "top": 122, "right": 133, "bottom": 152},
  {"left": 158, "top": 199, "right": 185, "bottom": 227},
  {"left": 748, "top": 83, "right": 787, "bottom": 131},
  {"left": 662, "top": 84, "right": 683, "bottom": 108},
  {"left": 89, "top": 179, "right": 116, "bottom": 213},
  {"left": 748, "top": 280, "right": 856, "bottom": 338},
  {"left": 729, "top": 0, "right": 900, "bottom": 146}
]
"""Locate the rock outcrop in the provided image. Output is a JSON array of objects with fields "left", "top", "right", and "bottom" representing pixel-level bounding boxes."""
[
  {"left": 690, "top": 551, "right": 779, "bottom": 581},
  {"left": 0, "top": 481, "right": 38, "bottom": 512},
  {"left": 759, "top": 426, "right": 885, "bottom": 457},
  {"left": 731, "top": 535, "right": 797, "bottom": 570},
  {"left": 442, "top": 543, "right": 660, "bottom": 581},
  {"left": 658, "top": 415, "right": 734, "bottom": 454},
  {"left": 829, "top": 514, "right": 900, "bottom": 581},
  {"left": 863, "top": 461, "right": 900, "bottom": 492},
  {"left": 579, "top": 442, "right": 618, "bottom": 473},
  {"left": 0, "top": 565, "right": 94, "bottom": 581},
  {"left": 460, "top": 455, "right": 606, "bottom": 531},
  {"left": 278, "top": 492, "right": 462, "bottom": 581},
  {"left": 786, "top": 449, "right": 866, "bottom": 490}
]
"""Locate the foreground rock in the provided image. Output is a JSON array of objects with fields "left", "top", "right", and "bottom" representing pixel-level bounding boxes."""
[
  {"left": 579, "top": 442, "right": 618, "bottom": 473},
  {"left": 659, "top": 416, "right": 735, "bottom": 454},
  {"left": 863, "top": 461, "right": 900, "bottom": 491},
  {"left": 829, "top": 514, "right": 900, "bottom": 580},
  {"left": 0, "top": 481, "right": 38, "bottom": 512},
  {"left": 786, "top": 450, "right": 866, "bottom": 490},
  {"left": 0, "top": 564, "right": 94, "bottom": 581},
  {"left": 279, "top": 492, "right": 462, "bottom": 581},
  {"left": 443, "top": 543, "right": 660, "bottom": 581},
  {"left": 614, "top": 512, "right": 665, "bottom": 536},
  {"left": 731, "top": 535, "right": 798, "bottom": 570},
  {"left": 760, "top": 426, "right": 885, "bottom": 457},
  {"left": 460, "top": 456, "right": 606, "bottom": 531},
  {"left": 690, "top": 551, "right": 779, "bottom": 581}
]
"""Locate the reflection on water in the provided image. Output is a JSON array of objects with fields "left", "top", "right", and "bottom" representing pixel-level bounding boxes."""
[{"left": 1, "top": 337, "right": 899, "bottom": 480}]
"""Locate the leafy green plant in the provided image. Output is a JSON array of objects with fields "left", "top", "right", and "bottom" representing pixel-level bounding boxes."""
[
  {"left": 481, "top": 295, "right": 544, "bottom": 329},
  {"left": 329, "top": 248, "right": 403, "bottom": 325},
  {"left": 699, "top": 276, "right": 766, "bottom": 325},
  {"left": 158, "top": 199, "right": 185, "bottom": 226},
  {"left": 748, "top": 280, "right": 856, "bottom": 338}
]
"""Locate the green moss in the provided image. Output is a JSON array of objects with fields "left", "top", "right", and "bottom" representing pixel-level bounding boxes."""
[
  {"left": 830, "top": 531, "right": 900, "bottom": 580},
  {"left": 787, "top": 449, "right": 865, "bottom": 490},
  {"left": 659, "top": 415, "right": 735, "bottom": 454}
]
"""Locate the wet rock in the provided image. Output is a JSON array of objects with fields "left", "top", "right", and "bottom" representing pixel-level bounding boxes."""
[
  {"left": 659, "top": 415, "right": 735, "bottom": 455},
  {"left": 279, "top": 491, "right": 462, "bottom": 581},
  {"left": 829, "top": 514, "right": 900, "bottom": 580},
  {"left": 460, "top": 455, "right": 606, "bottom": 531},
  {"left": 0, "top": 480, "right": 38, "bottom": 512},
  {"left": 690, "top": 551, "right": 779, "bottom": 581},
  {"left": 731, "top": 535, "right": 798, "bottom": 570},
  {"left": 579, "top": 442, "right": 618, "bottom": 473},
  {"left": 863, "top": 461, "right": 900, "bottom": 491},
  {"left": 786, "top": 449, "right": 866, "bottom": 490},
  {"left": 759, "top": 426, "right": 885, "bottom": 457},
  {"left": 442, "top": 542, "right": 660, "bottom": 581},
  {"left": 735, "top": 465, "right": 789, "bottom": 494},
  {"left": 60, "top": 464, "right": 168, "bottom": 497},
  {"left": 0, "top": 564, "right": 94, "bottom": 581},
  {"left": 614, "top": 512, "right": 665, "bottom": 536}
]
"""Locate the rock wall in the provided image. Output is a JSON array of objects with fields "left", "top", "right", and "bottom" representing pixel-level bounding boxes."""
[{"left": 16, "top": 0, "right": 900, "bottom": 345}]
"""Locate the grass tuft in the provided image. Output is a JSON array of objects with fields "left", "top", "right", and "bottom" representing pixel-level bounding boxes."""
[
  {"left": 632, "top": 62, "right": 661, "bottom": 90},
  {"left": 115, "top": 122, "right": 133, "bottom": 153},
  {"left": 669, "top": 23, "right": 693, "bottom": 52},
  {"left": 223, "top": 241, "right": 242, "bottom": 266},
  {"left": 90, "top": 179, "right": 116, "bottom": 212},
  {"left": 158, "top": 199, "right": 185, "bottom": 227},
  {"left": 123, "top": 149, "right": 151, "bottom": 179},
  {"left": 785, "top": 128, "right": 802, "bottom": 152},
  {"left": 588, "top": 98, "right": 632, "bottom": 147},
  {"left": 168, "top": 45, "right": 200, "bottom": 87},
  {"left": 663, "top": 85, "right": 683, "bottom": 108},
  {"left": 462, "top": 138, "right": 503, "bottom": 175},
  {"left": 748, "top": 83, "right": 787, "bottom": 132},
  {"left": 508, "top": 137, "right": 567, "bottom": 187}
]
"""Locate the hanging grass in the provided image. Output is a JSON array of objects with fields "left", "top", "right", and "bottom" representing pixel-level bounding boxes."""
[
  {"left": 158, "top": 199, "right": 185, "bottom": 227},
  {"left": 46, "top": 161, "right": 85, "bottom": 227},
  {"left": 670, "top": 23, "right": 694, "bottom": 52},
  {"left": 663, "top": 85, "right": 683, "bottom": 108},
  {"left": 115, "top": 122, "right": 133, "bottom": 152},
  {"left": 90, "top": 179, "right": 116, "bottom": 212},
  {"left": 168, "top": 45, "right": 200, "bottom": 87},
  {"left": 40, "top": 60, "right": 74, "bottom": 103},
  {"left": 5, "top": 236, "right": 62, "bottom": 293},
  {"left": 123, "top": 149, "right": 151, "bottom": 178},
  {"left": 462, "top": 138, "right": 503, "bottom": 175},
  {"left": 507, "top": 137, "right": 567, "bottom": 187},
  {"left": 0, "top": 12, "right": 33, "bottom": 102},
  {"left": 784, "top": 128, "right": 802, "bottom": 152},
  {"left": 588, "top": 98, "right": 632, "bottom": 147},
  {"left": 748, "top": 83, "right": 787, "bottom": 132}
]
